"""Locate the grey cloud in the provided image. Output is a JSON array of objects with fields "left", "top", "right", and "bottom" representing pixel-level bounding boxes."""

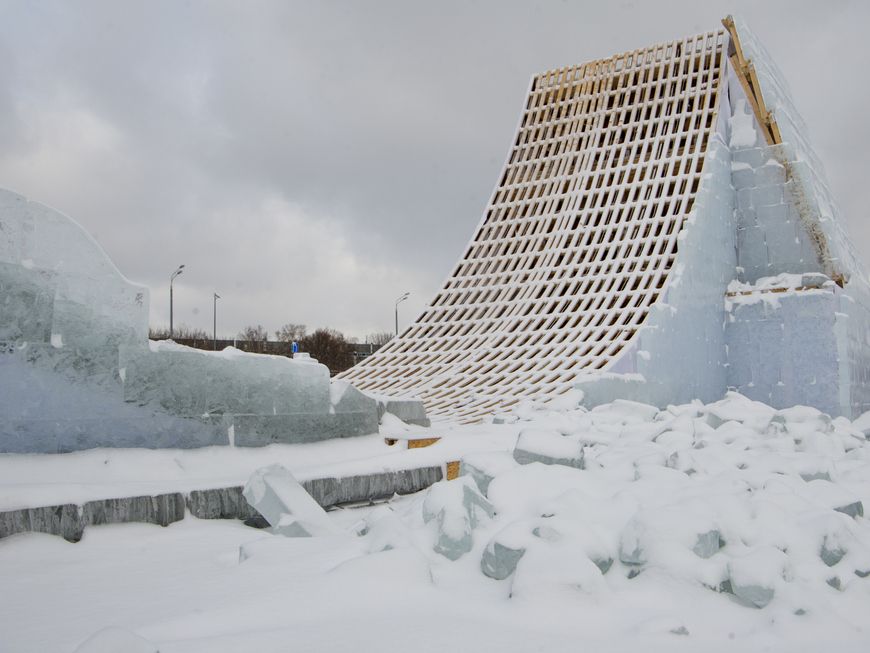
[{"left": 1, "top": 0, "right": 867, "bottom": 339}]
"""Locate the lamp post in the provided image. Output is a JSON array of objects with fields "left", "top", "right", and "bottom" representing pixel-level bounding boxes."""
[
  {"left": 395, "top": 291, "right": 410, "bottom": 337},
  {"left": 213, "top": 292, "right": 220, "bottom": 350},
  {"left": 169, "top": 264, "right": 185, "bottom": 339}
]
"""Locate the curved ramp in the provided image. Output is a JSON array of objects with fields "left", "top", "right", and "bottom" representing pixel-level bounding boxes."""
[{"left": 342, "top": 29, "right": 730, "bottom": 420}]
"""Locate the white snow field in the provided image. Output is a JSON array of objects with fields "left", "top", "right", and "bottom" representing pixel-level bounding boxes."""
[{"left": 2, "top": 393, "right": 870, "bottom": 652}]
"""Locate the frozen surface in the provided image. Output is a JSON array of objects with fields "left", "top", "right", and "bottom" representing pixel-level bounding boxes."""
[{"left": 2, "top": 394, "right": 870, "bottom": 652}]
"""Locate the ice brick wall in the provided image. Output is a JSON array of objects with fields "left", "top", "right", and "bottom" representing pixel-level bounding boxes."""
[
  {"left": 725, "top": 287, "right": 845, "bottom": 416},
  {"left": 731, "top": 142, "right": 822, "bottom": 282},
  {"left": 837, "top": 281, "right": 870, "bottom": 418},
  {"left": 731, "top": 16, "right": 863, "bottom": 280}
]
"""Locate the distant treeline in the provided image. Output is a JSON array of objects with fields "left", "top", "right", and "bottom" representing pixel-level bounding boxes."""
[{"left": 149, "top": 323, "right": 392, "bottom": 375}]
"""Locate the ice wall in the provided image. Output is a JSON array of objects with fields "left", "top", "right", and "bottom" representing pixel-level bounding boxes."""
[
  {"left": 578, "top": 93, "right": 737, "bottom": 407},
  {"left": 0, "top": 188, "right": 381, "bottom": 453},
  {"left": 0, "top": 188, "right": 148, "bottom": 381},
  {"left": 728, "top": 99, "right": 822, "bottom": 281},
  {"left": 725, "top": 279, "right": 846, "bottom": 416}
]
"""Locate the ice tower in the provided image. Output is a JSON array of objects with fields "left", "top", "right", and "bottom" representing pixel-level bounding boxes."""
[{"left": 341, "top": 17, "right": 870, "bottom": 422}]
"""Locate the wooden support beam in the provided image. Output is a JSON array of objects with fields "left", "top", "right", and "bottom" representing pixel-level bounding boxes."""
[{"left": 722, "top": 15, "right": 779, "bottom": 147}]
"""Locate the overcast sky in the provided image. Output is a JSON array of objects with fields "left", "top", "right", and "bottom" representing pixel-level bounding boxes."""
[{"left": 1, "top": 1, "right": 867, "bottom": 340}]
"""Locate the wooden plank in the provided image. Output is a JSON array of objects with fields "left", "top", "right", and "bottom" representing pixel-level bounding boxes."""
[{"left": 407, "top": 437, "right": 441, "bottom": 449}]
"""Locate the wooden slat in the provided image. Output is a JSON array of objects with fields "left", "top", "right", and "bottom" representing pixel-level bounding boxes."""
[{"left": 340, "top": 29, "right": 729, "bottom": 421}]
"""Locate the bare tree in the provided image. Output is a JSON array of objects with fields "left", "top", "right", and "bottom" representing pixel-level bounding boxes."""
[
  {"left": 150, "top": 324, "right": 208, "bottom": 340},
  {"left": 237, "top": 324, "right": 269, "bottom": 342},
  {"left": 366, "top": 331, "right": 394, "bottom": 346},
  {"left": 300, "top": 328, "right": 354, "bottom": 374},
  {"left": 275, "top": 323, "right": 307, "bottom": 342}
]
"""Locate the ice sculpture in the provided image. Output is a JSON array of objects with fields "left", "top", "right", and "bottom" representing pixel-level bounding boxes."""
[
  {"left": 0, "top": 188, "right": 382, "bottom": 453},
  {"left": 341, "top": 17, "right": 870, "bottom": 421}
]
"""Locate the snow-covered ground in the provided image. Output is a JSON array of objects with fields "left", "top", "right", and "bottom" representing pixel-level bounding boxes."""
[{"left": 2, "top": 392, "right": 870, "bottom": 652}]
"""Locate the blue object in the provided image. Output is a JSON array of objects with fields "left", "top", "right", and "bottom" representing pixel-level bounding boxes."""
[{"left": 292, "top": 341, "right": 298, "bottom": 354}]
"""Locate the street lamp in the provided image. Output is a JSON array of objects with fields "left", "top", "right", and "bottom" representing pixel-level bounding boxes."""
[
  {"left": 213, "top": 292, "right": 220, "bottom": 350},
  {"left": 169, "top": 264, "right": 185, "bottom": 339},
  {"left": 395, "top": 291, "right": 410, "bottom": 337}
]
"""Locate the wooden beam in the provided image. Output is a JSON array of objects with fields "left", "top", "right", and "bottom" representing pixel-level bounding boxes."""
[{"left": 722, "top": 15, "right": 778, "bottom": 147}]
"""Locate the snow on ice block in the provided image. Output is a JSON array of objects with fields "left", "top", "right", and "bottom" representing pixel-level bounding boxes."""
[
  {"left": 242, "top": 464, "right": 337, "bottom": 537},
  {"left": 618, "top": 502, "right": 726, "bottom": 584},
  {"left": 513, "top": 429, "right": 584, "bottom": 469},
  {"left": 727, "top": 546, "right": 788, "bottom": 608},
  {"left": 511, "top": 535, "right": 607, "bottom": 597},
  {"left": 358, "top": 505, "right": 416, "bottom": 553},
  {"left": 72, "top": 627, "right": 158, "bottom": 653},
  {"left": 460, "top": 451, "right": 519, "bottom": 495},
  {"left": 704, "top": 392, "right": 776, "bottom": 432},
  {"left": 422, "top": 476, "right": 494, "bottom": 560},
  {"left": 595, "top": 399, "right": 660, "bottom": 423},
  {"left": 803, "top": 479, "right": 864, "bottom": 518}
]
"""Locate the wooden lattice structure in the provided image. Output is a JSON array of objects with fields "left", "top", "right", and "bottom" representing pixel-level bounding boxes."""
[{"left": 342, "top": 29, "right": 730, "bottom": 421}]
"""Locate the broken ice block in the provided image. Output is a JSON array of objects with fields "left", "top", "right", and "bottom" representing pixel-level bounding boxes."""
[
  {"left": 481, "top": 523, "right": 530, "bottom": 580},
  {"left": 422, "top": 476, "right": 494, "bottom": 560},
  {"left": 693, "top": 530, "right": 723, "bottom": 559},
  {"left": 481, "top": 541, "right": 525, "bottom": 581},
  {"left": 834, "top": 500, "right": 864, "bottom": 519},
  {"left": 513, "top": 429, "right": 584, "bottom": 469},
  {"left": 242, "top": 464, "right": 337, "bottom": 537},
  {"left": 330, "top": 379, "right": 378, "bottom": 415},
  {"left": 820, "top": 538, "right": 846, "bottom": 567}
]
